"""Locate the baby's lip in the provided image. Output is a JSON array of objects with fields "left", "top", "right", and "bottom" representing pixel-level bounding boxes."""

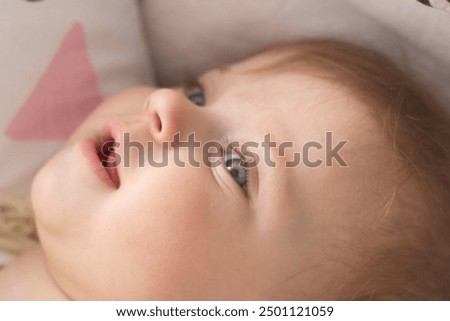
[
  {"left": 96, "top": 121, "right": 123, "bottom": 188},
  {"left": 80, "top": 139, "right": 120, "bottom": 189}
]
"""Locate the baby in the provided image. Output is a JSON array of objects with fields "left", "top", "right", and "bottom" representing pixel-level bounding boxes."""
[{"left": 0, "top": 39, "right": 449, "bottom": 300}]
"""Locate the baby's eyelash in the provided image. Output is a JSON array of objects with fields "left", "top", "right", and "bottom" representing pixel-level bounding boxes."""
[
  {"left": 226, "top": 148, "right": 250, "bottom": 191},
  {"left": 221, "top": 138, "right": 258, "bottom": 198},
  {"left": 182, "top": 77, "right": 206, "bottom": 107}
]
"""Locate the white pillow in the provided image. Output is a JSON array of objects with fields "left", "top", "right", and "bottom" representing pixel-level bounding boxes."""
[
  {"left": 141, "top": 0, "right": 449, "bottom": 109},
  {"left": 0, "top": 0, "right": 155, "bottom": 199}
]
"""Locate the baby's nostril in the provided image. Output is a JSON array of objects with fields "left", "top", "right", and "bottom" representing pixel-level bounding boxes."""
[{"left": 152, "top": 112, "right": 162, "bottom": 133}]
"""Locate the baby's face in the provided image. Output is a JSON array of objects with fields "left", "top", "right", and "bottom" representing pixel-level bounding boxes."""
[{"left": 32, "top": 51, "right": 394, "bottom": 300}]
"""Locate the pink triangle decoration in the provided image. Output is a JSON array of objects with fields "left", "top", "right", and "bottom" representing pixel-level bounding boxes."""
[{"left": 6, "top": 22, "right": 103, "bottom": 140}]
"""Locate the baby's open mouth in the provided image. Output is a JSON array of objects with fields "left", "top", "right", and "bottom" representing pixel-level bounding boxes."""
[{"left": 96, "top": 134, "right": 120, "bottom": 189}]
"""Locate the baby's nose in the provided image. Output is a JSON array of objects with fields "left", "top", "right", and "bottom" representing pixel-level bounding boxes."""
[{"left": 143, "top": 88, "right": 193, "bottom": 144}]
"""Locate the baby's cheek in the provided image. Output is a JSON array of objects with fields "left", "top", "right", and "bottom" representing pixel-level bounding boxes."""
[{"left": 99, "top": 184, "right": 217, "bottom": 298}]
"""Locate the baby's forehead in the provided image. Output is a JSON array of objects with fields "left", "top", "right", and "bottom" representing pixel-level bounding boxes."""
[
  {"left": 210, "top": 61, "right": 380, "bottom": 129},
  {"left": 199, "top": 45, "right": 390, "bottom": 166}
]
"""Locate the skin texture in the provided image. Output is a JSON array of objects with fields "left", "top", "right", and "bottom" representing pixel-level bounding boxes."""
[{"left": 2, "top": 50, "right": 402, "bottom": 300}]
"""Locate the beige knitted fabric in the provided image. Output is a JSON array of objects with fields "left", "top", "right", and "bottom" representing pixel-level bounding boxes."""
[{"left": 0, "top": 194, "right": 37, "bottom": 267}]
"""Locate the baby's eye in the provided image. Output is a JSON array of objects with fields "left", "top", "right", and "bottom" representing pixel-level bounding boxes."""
[
  {"left": 224, "top": 152, "right": 248, "bottom": 190},
  {"left": 186, "top": 87, "right": 205, "bottom": 107}
]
